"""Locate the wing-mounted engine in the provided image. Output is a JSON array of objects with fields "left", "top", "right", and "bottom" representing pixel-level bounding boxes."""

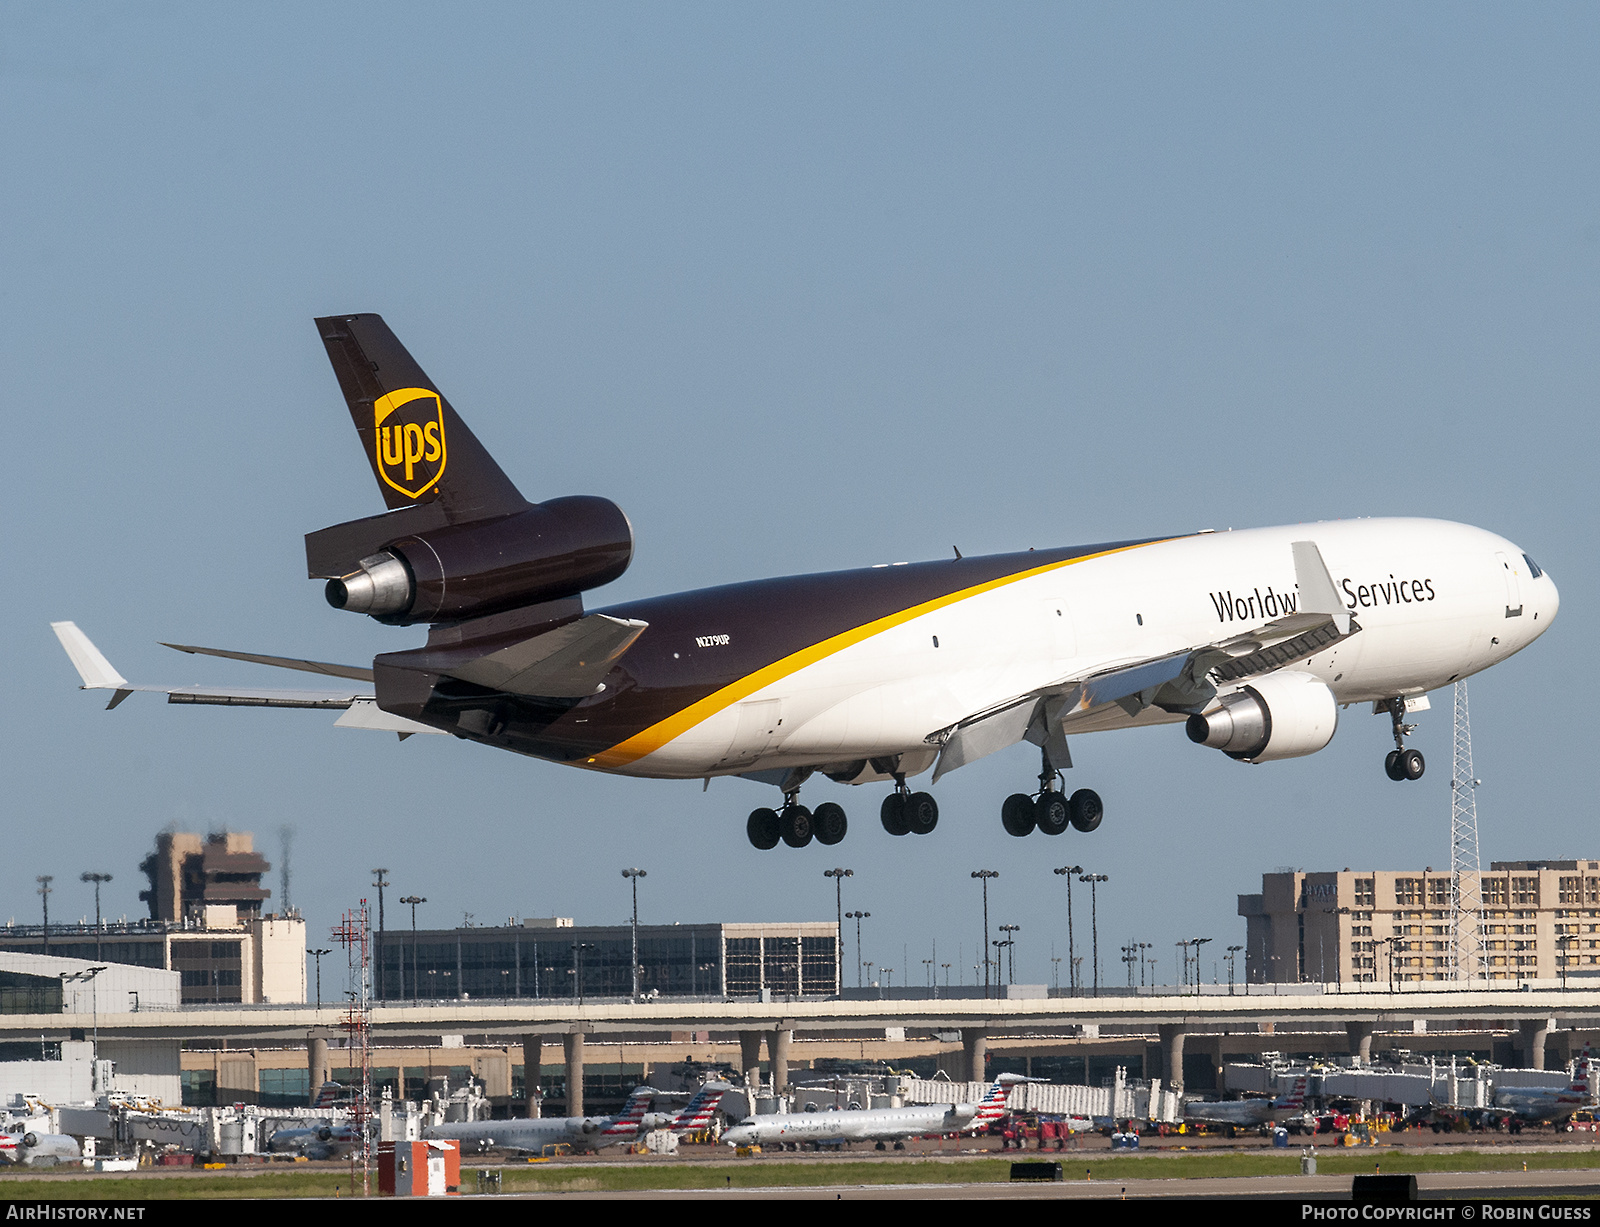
[{"left": 1185, "top": 669, "right": 1338, "bottom": 762}]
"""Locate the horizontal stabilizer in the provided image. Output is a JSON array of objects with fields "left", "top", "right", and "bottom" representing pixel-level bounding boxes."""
[
  {"left": 162, "top": 642, "right": 374, "bottom": 682},
  {"left": 441, "top": 613, "right": 648, "bottom": 698},
  {"left": 334, "top": 697, "right": 445, "bottom": 736}
]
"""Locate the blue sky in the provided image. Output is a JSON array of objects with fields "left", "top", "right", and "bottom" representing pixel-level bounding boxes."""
[{"left": 4, "top": 3, "right": 1596, "bottom": 990}]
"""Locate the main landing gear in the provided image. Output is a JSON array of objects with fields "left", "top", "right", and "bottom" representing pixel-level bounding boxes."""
[
  {"left": 1001, "top": 752, "right": 1102, "bottom": 837},
  {"left": 746, "top": 792, "right": 848, "bottom": 850},
  {"left": 880, "top": 773, "right": 939, "bottom": 837},
  {"left": 1380, "top": 697, "right": 1426, "bottom": 782}
]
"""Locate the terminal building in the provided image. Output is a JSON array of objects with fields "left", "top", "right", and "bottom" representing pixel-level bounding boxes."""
[
  {"left": 375, "top": 919, "right": 840, "bottom": 1001},
  {"left": 0, "top": 831, "right": 305, "bottom": 1005},
  {"left": 1239, "top": 859, "right": 1600, "bottom": 984}
]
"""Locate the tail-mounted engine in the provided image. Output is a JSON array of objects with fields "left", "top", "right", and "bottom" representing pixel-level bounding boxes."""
[
  {"left": 325, "top": 494, "right": 632, "bottom": 625},
  {"left": 1185, "top": 670, "right": 1338, "bottom": 763}
]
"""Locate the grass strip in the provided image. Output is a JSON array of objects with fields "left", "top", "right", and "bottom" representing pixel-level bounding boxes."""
[{"left": 1, "top": 1146, "right": 1596, "bottom": 1198}]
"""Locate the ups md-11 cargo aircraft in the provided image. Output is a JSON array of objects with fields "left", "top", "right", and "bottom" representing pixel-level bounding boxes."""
[{"left": 53, "top": 315, "right": 1558, "bottom": 850}]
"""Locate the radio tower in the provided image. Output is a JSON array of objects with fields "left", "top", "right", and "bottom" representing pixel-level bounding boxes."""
[
  {"left": 1449, "top": 681, "right": 1484, "bottom": 980},
  {"left": 333, "top": 900, "right": 373, "bottom": 1196}
]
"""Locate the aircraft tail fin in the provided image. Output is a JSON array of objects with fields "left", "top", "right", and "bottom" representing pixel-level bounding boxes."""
[
  {"left": 669, "top": 1081, "right": 732, "bottom": 1133},
  {"left": 314, "top": 313, "right": 529, "bottom": 522},
  {"left": 601, "top": 1086, "right": 656, "bottom": 1137},
  {"left": 968, "top": 1072, "right": 1023, "bottom": 1128},
  {"left": 1274, "top": 1075, "right": 1309, "bottom": 1109}
]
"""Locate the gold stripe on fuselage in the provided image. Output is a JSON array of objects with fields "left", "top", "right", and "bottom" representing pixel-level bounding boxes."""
[{"left": 585, "top": 540, "right": 1165, "bottom": 770}]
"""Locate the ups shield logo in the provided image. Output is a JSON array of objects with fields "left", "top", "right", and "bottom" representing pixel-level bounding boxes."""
[{"left": 373, "top": 388, "right": 447, "bottom": 500}]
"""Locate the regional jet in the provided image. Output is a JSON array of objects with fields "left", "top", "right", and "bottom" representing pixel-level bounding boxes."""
[
  {"left": 721, "top": 1072, "right": 1022, "bottom": 1150},
  {"left": 422, "top": 1085, "right": 654, "bottom": 1155},
  {"left": 52, "top": 315, "right": 1559, "bottom": 849},
  {"left": 1182, "top": 1075, "right": 1308, "bottom": 1131},
  {"left": 1489, "top": 1050, "right": 1593, "bottom": 1124}
]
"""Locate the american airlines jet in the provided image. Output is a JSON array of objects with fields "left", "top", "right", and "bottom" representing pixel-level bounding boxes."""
[
  {"left": 721, "top": 1073, "right": 1023, "bottom": 1150},
  {"left": 52, "top": 315, "right": 1558, "bottom": 849}
]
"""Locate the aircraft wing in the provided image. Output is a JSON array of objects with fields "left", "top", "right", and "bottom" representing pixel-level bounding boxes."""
[
  {"left": 50, "top": 622, "right": 442, "bottom": 737},
  {"left": 930, "top": 541, "right": 1360, "bottom": 781}
]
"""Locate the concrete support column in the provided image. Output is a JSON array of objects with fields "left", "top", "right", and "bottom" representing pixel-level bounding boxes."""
[
  {"left": 522, "top": 1035, "right": 542, "bottom": 1118},
  {"left": 766, "top": 1029, "right": 791, "bottom": 1094},
  {"left": 1346, "top": 1021, "right": 1375, "bottom": 1064},
  {"left": 961, "top": 1028, "right": 987, "bottom": 1084},
  {"left": 307, "top": 1036, "right": 329, "bottom": 1106},
  {"left": 1519, "top": 1019, "right": 1552, "bottom": 1070},
  {"left": 563, "top": 1032, "right": 585, "bottom": 1117},
  {"left": 1159, "top": 1024, "right": 1187, "bottom": 1095},
  {"left": 739, "top": 1030, "right": 763, "bottom": 1085}
]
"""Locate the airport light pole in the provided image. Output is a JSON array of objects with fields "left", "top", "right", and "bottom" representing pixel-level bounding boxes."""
[
  {"left": 399, "top": 896, "right": 426, "bottom": 1001},
  {"left": 1122, "top": 942, "right": 1137, "bottom": 989},
  {"left": 80, "top": 872, "right": 112, "bottom": 962},
  {"left": 1134, "top": 942, "right": 1152, "bottom": 990},
  {"left": 1053, "top": 865, "right": 1083, "bottom": 995},
  {"left": 1191, "top": 937, "right": 1212, "bottom": 992},
  {"left": 36, "top": 876, "right": 52, "bottom": 955},
  {"left": 971, "top": 871, "right": 998, "bottom": 999},
  {"left": 824, "top": 869, "right": 853, "bottom": 994},
  {"left": 370, "top": 869, "right": 388, "bottom": 999},
  {"left": 942, "top": 962, "right": 952, "bottom": 994},
  {"left": 1226, "top": 944, "right": 1243, "bottom": 995},
  {"left": 307, "top": 948, "right": 331, "bottom": 1008},
  {"left": 846, "top": 911, "right": 870, "bottom": 989},
  {"left": 59, "top": 967, "right": 106, "bottom": 1088},
  {"left": 622, "top": 869, "right": 647, "bottom": 1001},
  {"left": 999, "top": 925, "right": 1020, "bottom": 986},
  {"left": 1079, "top": 873, "right": 1107, "bottom": 995},
  {"left": 571, "top": 942, "right": 595, "bottom": 1006}
]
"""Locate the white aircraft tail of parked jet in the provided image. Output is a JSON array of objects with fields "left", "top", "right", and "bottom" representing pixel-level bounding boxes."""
[
  {"left": 721, "top": 1072, "right": 1026, "bottom": 1149},
  {"left": 52, "top": 316, "right": 1560, "bottom": 850},
  {"left": 0, "top": 1124, "right": 82, "bottom": 1168}
]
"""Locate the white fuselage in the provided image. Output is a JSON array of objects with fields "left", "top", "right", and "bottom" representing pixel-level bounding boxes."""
[
  {"left": 722, "top": 1103, "right": 974, "bottom": 1147},
  {"left": 630, "top": 518, "right": 1556, "bottom": 778},
  {"left": 423, "top": 1114, "right": 634, "bottom": 1154}
]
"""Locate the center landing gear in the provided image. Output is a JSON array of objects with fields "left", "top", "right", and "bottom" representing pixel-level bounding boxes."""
[
  {"left": 1380, "top": 698, "right": 1426, "bottom": 782},
  {"left": 1001, "top": 752, "right": 1102, "bottom": 837},
  {"left": 880, "top": 773, "right": 939, "bottom": 837},
  {"left": 745, "top": 793, "right": 849, "bottom": 849}
]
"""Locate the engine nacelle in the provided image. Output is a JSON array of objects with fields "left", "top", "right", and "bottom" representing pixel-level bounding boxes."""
[
  {"left": 1185, "top": 670, "right": 1338, "bottom": 763},
  {"left": 324, "top": 495, "right": 632, "bottom": 625}
]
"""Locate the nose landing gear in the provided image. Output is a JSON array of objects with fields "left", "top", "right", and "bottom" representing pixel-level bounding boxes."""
[{"left": 1380, "top": 698, "right": 1426, "bottom": 781}]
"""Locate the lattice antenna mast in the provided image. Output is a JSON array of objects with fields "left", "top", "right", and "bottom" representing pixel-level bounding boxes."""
[
  {"left": 333, "top": 900, "right": 372, "bottom": 1196},
  {"left": 1449, "top": 681, "right": 1484, "bottom": 980}
]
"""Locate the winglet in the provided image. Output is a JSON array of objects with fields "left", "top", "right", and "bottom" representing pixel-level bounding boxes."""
[
  {"left": 50, "top": 622, "right": 128, "bottom": 690},
  {"left": 1291, "top": 542, "right": 1352, "bottom": 635}
]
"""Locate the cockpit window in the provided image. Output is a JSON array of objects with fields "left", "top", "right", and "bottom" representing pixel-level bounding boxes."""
[{"left": 1523, "top": 554, "right": 1543, "bottom": 579}]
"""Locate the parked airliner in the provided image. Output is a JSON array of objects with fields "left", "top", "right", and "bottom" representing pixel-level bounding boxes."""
[{"left": 52, "top": 315, "right": 1557, "bottom": 848}]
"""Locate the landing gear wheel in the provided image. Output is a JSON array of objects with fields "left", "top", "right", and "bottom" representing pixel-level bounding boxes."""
[
  {"left": 780, "top": 804, "right": 814, "bottom": 847},
  {"left": 1400, "top": 748, "right": 1425, "bottom": 780},
  {"left": 1001, "top": 793, "right": 1036, "bottom": 837},
  {"left": 1068, "top": 788, "right": 1103, "bottom": 833},
  {"left": 747, "top": 808, "right": 780, "bottom": 850},
  {"left": 880, "top": 793, "right": 911, "bottom": 836},
  {"left": 1035, "top": 790, "right": 1070, "bottom": 836},
  {"left": 906, "top": 792, "right": 939, "bottom": 835},
  {"left": 1385, "top": 749, "right": 1405, "bottom": 781},
  {"left": 814, "top": 802, "right": 848, "bottom": 845}
]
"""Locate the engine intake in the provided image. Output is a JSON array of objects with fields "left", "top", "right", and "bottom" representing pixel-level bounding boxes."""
[
  {"left": 1185, "top": 670, "right": 1338, "bottom": 763},
  {"left": 324, "top": 495, "right": 632, "bottom": 625}
]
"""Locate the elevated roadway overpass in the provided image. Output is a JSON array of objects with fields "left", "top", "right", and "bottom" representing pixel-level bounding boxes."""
[{"left": 7, "top": 984, "right": 1598, "bottom": 1113}]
